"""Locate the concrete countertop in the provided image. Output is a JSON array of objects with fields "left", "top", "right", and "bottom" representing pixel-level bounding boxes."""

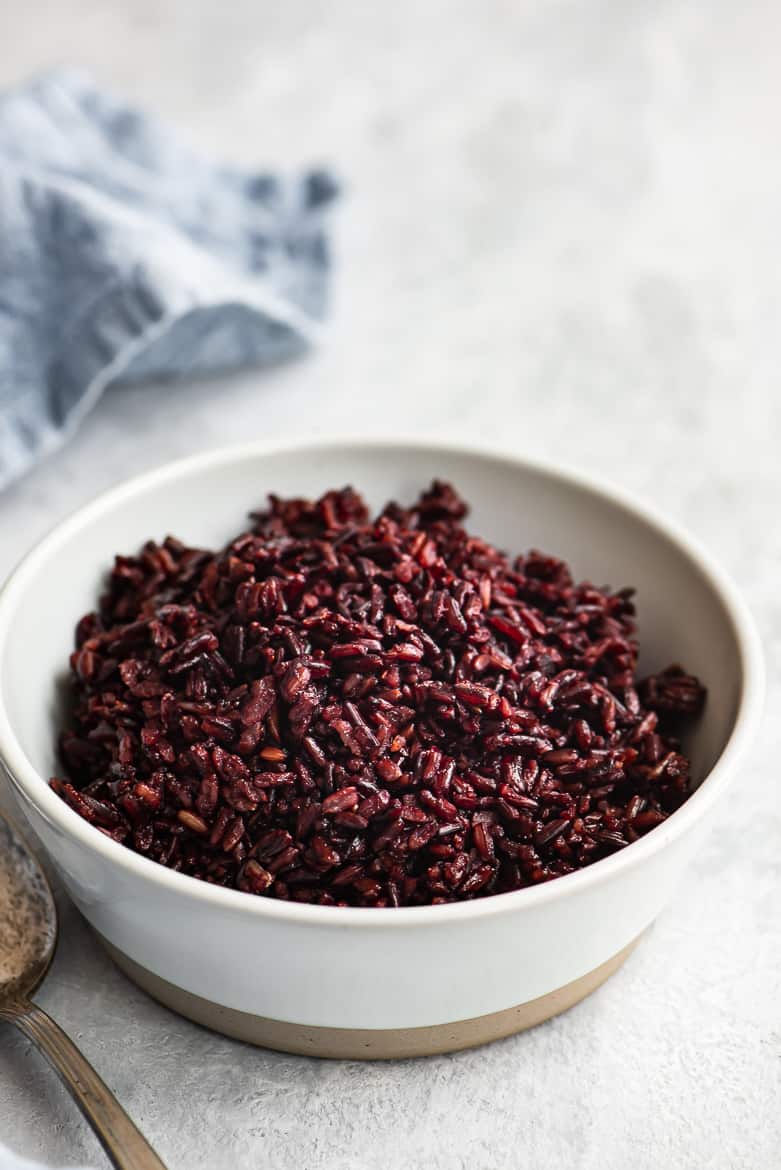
[{"left": 0, "top": 3, "right": 779, "bottom": 1167}]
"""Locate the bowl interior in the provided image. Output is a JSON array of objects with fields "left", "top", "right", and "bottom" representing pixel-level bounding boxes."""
[{"left": 1, "top": 443, "right": 742, "bottom": 795}]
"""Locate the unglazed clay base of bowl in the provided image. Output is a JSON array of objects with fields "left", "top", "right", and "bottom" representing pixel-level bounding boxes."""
[{"left": 99, "top": 933, "right": 641, "bottom": 1060}]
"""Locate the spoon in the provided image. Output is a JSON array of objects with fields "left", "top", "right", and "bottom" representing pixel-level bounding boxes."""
[{"left": 0, "top": 813, "right": 167, "bottom": 1169}]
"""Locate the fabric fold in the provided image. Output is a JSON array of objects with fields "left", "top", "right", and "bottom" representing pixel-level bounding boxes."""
[{"left": 0, "top": 68, "right": 337, "bottom": 490}]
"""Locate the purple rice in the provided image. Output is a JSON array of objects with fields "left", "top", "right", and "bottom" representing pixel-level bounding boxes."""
[{"left": 51, "top": 482, "right": 705, "bottom": 907}]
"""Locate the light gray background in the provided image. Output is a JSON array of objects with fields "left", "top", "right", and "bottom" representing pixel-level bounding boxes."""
[{"left": 1, "top": 2, "right": 779, "bottom": 1168}]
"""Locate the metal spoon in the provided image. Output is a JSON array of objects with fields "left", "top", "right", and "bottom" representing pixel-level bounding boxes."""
[{"left": 0, "top": 813, "right": 167, "bottom": 1169}]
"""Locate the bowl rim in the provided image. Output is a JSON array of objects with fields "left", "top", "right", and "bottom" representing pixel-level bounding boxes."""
[{"left": 0, "top": 435, "right": 765, "bottom": 929}]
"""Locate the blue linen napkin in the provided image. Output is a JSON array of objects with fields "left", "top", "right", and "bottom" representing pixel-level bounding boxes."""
[{"left": 0, "top": 68, "right": 337, "bottom": 491}]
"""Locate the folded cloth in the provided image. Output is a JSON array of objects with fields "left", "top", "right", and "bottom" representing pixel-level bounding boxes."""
[{"left": 0, "top": 68, "right": 337, "bottom": 490}]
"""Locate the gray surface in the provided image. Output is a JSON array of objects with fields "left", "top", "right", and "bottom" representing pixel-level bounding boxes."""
[{"left": 0, "top": 2, "right": 779, "bottom": 1167}]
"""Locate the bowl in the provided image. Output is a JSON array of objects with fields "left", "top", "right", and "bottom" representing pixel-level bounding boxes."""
[{"left": 0, "top": 439, "right": 763, "bottom": 1059}]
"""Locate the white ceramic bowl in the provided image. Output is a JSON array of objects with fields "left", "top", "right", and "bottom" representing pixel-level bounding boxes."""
[{"left": 0, "top": 440, "right": 763, "bottom": 1058}]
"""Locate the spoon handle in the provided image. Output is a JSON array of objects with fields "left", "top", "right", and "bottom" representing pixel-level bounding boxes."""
[{"left": 1, "top": 998, "right": 167, "bottom": 1170}]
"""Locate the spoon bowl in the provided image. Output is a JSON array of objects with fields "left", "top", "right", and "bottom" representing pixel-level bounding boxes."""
[{"left": 0, "top": 815, "right": 56, "bottom": 1002}]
